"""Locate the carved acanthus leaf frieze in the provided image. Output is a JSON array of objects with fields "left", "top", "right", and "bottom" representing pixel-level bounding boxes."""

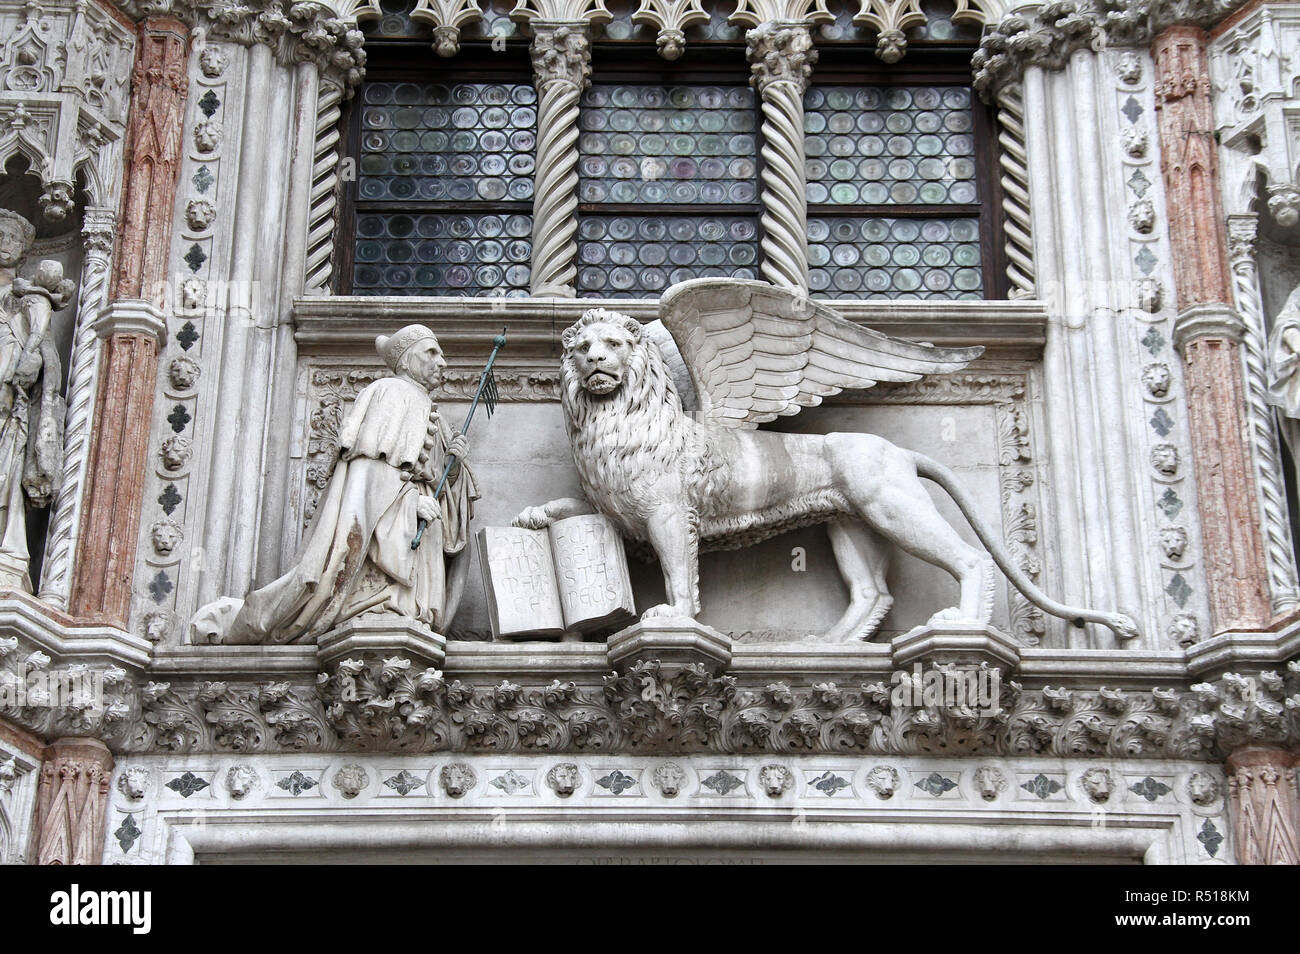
[{"left": 11, "top": 628, "right": 1290, "bottom": 758}]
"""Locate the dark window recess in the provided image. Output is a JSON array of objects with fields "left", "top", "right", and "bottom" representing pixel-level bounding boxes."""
[
  {"left": 576, "top": 45, "right": 762, "bottom": 298},
  {"left": 339, "top": 45, "right": 535, "bottom": 297},
  {"left": 804, "top": 50, "right": 1007, "bottom": 300}
]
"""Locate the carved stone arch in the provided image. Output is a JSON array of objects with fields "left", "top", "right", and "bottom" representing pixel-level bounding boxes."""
[
  {"left": 851, "top": 0, "right": 995, "bottom": 63},
  {"left": 410, "top": 0, "right": 487, "bottom": 56}
]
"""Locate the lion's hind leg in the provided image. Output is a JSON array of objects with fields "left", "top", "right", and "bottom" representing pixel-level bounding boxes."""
[
  {"left": 821, "top": 519, "right": 894, "bottom": 642},
  {"left": 831, "top": 435, "right": 994, "bottom": 626}
]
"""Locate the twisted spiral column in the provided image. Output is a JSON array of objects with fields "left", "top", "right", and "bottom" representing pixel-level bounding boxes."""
[
  {"left": 1227, "top": 214, "right": 1300, "bottom": 612},
  {"left": 529, "top": 23, "right": 590, "bottom": 298},
  {"left": 304, "top": 79, "right": 346, "bottom": 293},
  {"left": 995, "top": 84, "right": 1035, "bottom": 298},
  {"left": 38, "top": 210, "right": 116, "bottom": 607},
  {"left": 748, "top": 23, "right": 815, "bottom": 294}
]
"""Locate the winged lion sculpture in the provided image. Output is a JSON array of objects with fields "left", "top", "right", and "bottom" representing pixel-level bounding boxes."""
[{"left": 513, "top": 279, "right": 1138, "bottom": 643}]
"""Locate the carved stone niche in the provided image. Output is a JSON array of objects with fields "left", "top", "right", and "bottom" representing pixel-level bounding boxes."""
[
  {"left": 890, "top": 622, "right": 1022, "bottom": 679},
  {"left": 317, "top": 615, "right": 447, "bottom": 672},
  {"left": 606, "top": 617, "right": 733, "bottom": 677}
]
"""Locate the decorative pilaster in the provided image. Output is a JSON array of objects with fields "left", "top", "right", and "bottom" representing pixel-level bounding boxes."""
[
  {"left": 1154, "top": 26, "right": 1271, "bottom": 634},
  {"left": 1226, "top": 214, "right": 1300, "bottom": 613},
  {"left": 70, "top": 17, "right": 189, "bottom": 626},
  {"left": 1225, "top": 747, "right": 1300, "bottom": 865},
  {"left": 38, "top": 209, "right": 117, "bottom": 608},
  {"left": 744, "top": 22, "right": 817, "bottom": 293},
  {"left": 525, "top": 23, "right": 594, "bottom": 297},
  {"left": 31, "top": 737, "right": 113, "bottom": 866}
]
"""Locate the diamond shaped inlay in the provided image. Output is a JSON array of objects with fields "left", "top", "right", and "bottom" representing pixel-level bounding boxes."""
[
  {"left": 1141, "top": 327, "right": 1165, "bottom": 354},
  {"left": 168, "top": 404, "right": 191, "bottom": 433},
  {"left": 158, "top": 483, "right": 181, "bottom": 515},
  {"left": 184, "top": 244, "right": 206, "bottom": 272},
  {"left": 595, "top": 770, "right": 636, "bottom": 795},
  {"left": 198, "top": 90, "right": 220, "bottom": 117},
  {"left": 1020, "top": 774, "right": 1063, "bottom": 799},
  {"left": 1198, "top": 818, "right": 1222, "bottom": 857},
  {"left": 164, "top": 772, "right": 208, "bottom": 798},
  {"left": 701, "top": 771, "right": 745, "bottom": 796},
  {"left": 1157, "top": 488, "right": 1182, "bottom": 518},
  {"left": 148, "top": 570, "right": 172, "bottom": 602},
  {"left": 1165, "top": 573, "right": 1192, "bottom": 607},
  {"left": 277, "top": 771, "right": 318, "bottom": 795}
]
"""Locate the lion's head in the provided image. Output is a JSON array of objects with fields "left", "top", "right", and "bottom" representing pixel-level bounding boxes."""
[
  {"left": 558, "top": 308, "right": 709, "bottom": 527},
  {"left": 560, "top": 309, "right": 645, "bottom": 396}
]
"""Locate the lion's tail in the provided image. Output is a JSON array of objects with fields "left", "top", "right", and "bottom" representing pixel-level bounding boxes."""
[{"left": 910, "top": 451, "right": 1140, "bottom": 642}]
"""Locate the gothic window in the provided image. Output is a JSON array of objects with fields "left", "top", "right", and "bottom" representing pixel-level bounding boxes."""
[
  {"left": 804, "top": 0, "right": 1002, "bottom": 299},
  {"left": 576, "top": 16, "right": 761, "bottom": 298},
  {"left": 339, "top": 0, "right": 1005, "bottom": 300},
  {"left": 343, "top": 4, "right": 535, "bottom": 297}
]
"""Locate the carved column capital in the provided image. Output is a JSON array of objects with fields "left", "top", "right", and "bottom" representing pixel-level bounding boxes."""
[
  {"left": 1225, "top": 746, "right": 1300, "bottom": 865},
  {"left": 529, "top": 21, "right": 593, "bottom": 90},
  {"left": 32, "top": 737, "right": 114, "bottom": 866},
  {"left": 94, "top": 300, "right": 169, "bottom": 347},
  {"left": 1172, "top": 303, "right": 1246, "bottom": 348},
  {"left": 1225, "top": 213, "right": 1257, "bottom": 267},
  {"left": 745, "top": 21, "right": 817, "bottom": 96}
]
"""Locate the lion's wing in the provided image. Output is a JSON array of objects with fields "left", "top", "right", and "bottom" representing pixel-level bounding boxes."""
[{"left": 658, "top": 279, "right": 983, "bottom": 429}]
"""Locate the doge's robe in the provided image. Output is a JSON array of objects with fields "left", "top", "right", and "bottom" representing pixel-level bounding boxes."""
[{"left": 225, "top": 376, "right": 477, "bottom": 644}]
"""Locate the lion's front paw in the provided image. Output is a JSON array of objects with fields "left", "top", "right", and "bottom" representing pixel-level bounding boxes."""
[{"left": 511, "top": 505, "right": 552, "bottom": 530}]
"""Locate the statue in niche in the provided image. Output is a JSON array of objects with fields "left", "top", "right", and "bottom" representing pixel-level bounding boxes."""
[
  {"left": 193, "top": 325, "right": 477, "bottom": 643},
  {"left": 1268, "top": 284, "right": 1300, "bottom": 464},
  {"left": 0, "top": 209, "right": 72, "bottom": 593},
  {"left": 514, "top": 279, "right": 1138, "bottom": 642}
]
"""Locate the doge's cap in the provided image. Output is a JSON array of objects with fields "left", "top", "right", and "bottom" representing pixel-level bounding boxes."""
[{"left": 376, "top": 324, "right": 437, "bottom": 371}]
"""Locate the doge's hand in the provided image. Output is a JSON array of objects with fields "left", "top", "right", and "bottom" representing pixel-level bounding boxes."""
[
  {"left": 446, "top": 431, "right": 469, "bottom": 461},
  {"left": 512, "top": 504, "right": 552, "bottom": 530},
  {"left": 416, "top": 497, "right": 438, "bottom": 524}
]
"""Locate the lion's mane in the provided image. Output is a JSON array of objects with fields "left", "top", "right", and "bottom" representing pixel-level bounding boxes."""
[{"left": 560, "top": 309, "right": 728, "bottom": 539}]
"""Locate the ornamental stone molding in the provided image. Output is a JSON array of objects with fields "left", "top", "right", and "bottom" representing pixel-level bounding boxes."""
[
  {"left": 94, "top": 652, "right": 1300, "bottom": 758},
  {"left": 100, "top": 752, "right": 1233, "bottom": 862},
  {"left": 631, "top": 0, "right": 706, "bottom": 59},
  {"left": 410, "top": 0, "right": 483, "bottom": 56},
  {"left": 973, "top": 0, "right": 1253, "bottom": 101},
  {"left": 113, "top": 0, "right": 375, "bottom": 86},
  {"left": 0, "top": 0, "right": 134, "bottom": 219},
  {"left": 1210, "top": 3, "right": 1300, "bottom": 229},
  {"left": 853, "top": 0, "right": 987, "bottom": 63},
  {"left": 32, "top": 736, "right": 113, "bottom": 865},
  {"left": 1225, "top": 745, "right": 1299, "bottom": 864}
]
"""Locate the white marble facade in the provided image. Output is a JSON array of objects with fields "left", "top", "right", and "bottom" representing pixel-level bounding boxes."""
[{"left": 0, "top": 0, "right": 1295, "bottom": 865}]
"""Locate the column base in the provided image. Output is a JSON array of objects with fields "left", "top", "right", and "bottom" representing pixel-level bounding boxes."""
[
  {"left": 316, "top": 614, "right": 446, "bottom": 671},
  {"left": 606, "top": 616, "right": 732, "bottom": 676},
  {"left": 890, "top": 621, "right": 1022, "bottom": 677}
]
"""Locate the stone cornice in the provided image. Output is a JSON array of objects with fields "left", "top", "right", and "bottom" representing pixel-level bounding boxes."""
[
  {"left": 973, "top": 0, "right": 1252, "bottom": 101},
  {"left": 114, "top": 0, "right": 374, "bottom": 86},
  {"left": 4, "top": 606, "right": 1296, "bottom": 756},
  {"left": 291, "top": 296, "right": 1050, "bottom": 360}
]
